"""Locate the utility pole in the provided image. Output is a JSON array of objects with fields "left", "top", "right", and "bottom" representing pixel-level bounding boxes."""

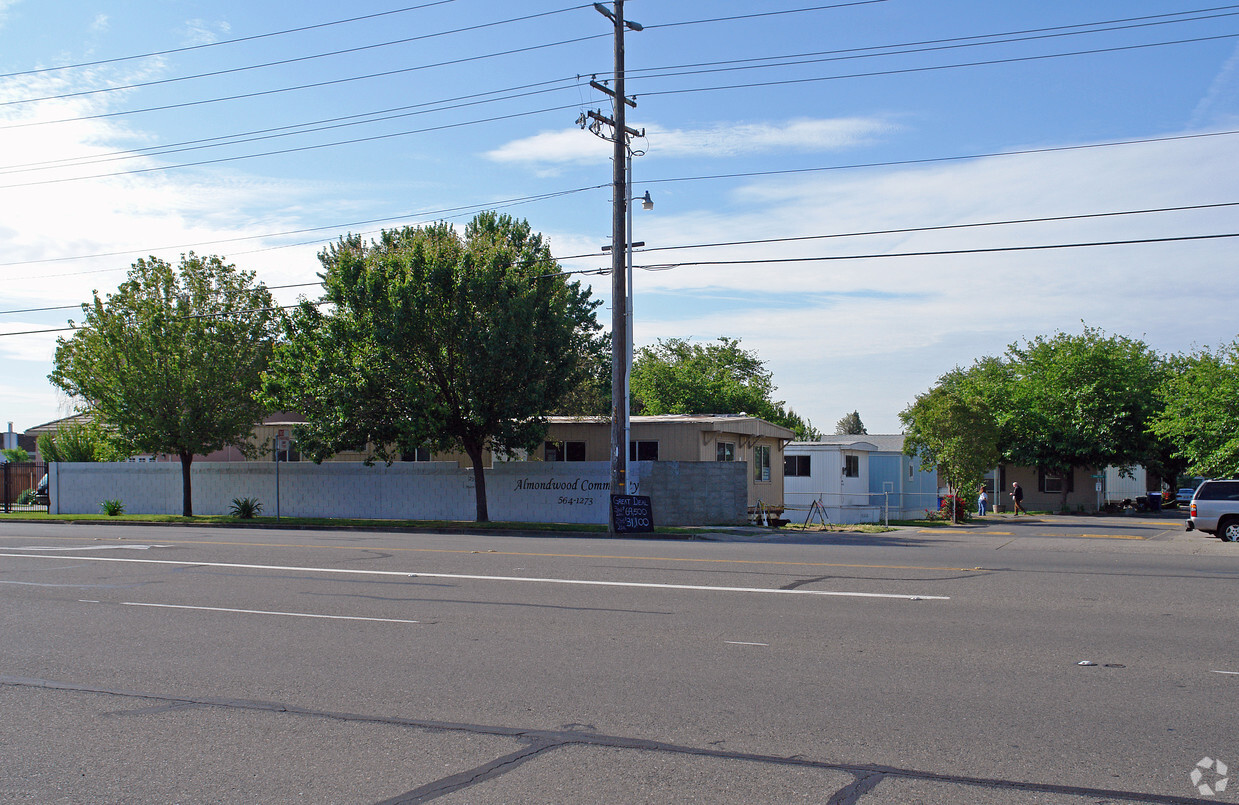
[{"left": 583, "top": 1, "right": 642, "bottom": 535}]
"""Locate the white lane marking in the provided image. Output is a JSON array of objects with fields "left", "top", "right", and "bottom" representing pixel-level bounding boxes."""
[
  {"left": 0, "top": 554, "right": 949, "bottom": 601},
  {"left": 725, "top": 641, "right": 769, "bottom": 646},
  {"left": 115, "top": 601, "right": 420, "bottom": 624},
  {"left": 1211, "top": 670, "right": 1239, "bottom": 675},
  {"left": 12, "top": 545, "right": 167, "bottom": 551}
]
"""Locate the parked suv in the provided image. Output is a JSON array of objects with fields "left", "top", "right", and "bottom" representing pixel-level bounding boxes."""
[{"left": 1186, "top": 479, "right": 1239, "bottom": 541}]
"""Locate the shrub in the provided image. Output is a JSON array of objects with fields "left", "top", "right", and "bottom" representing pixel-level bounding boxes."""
[
  {"left": 100, "top": 499, "right": 125, "bottom": 516},
  {"left": 16, "top": 489, "right": 36, "bottom": 505},
  {"left": 940, "top": 495, "right": 969, "bottom": 522},
  {"left": 230, "top": 497, "right": 263, "bottom": 519}
]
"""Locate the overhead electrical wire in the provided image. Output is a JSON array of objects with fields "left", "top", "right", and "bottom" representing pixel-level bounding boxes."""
[
  {"left": 0, "top": 78, "right": 583, "bottom": 176},
  {"left": 632, "top": 33, "right": 1239, "bottom": 98},
  {"left": 1, "top": 4, "right": 595, "bottom": 107},
  {"left": 642, "top": 1, "right": 888, "bottom": 30},
  {"left": 0, "top": 1, "right": 462, "bottom": 78},
  {"left": 2, "top": 128, "right": 1236, "bottom": 271},
  {"left": 4, "top": 31, "right": 1236, "bottom": 190},
  {"left": 0, "top": 32, "right": 608, "bottom": 132},
  {"left": 0, "top": 101, "right": 589, "bottom": 190},
  {"left": 3, "top": 199, "right": 1236, "bottom": 305},
  {"left": 7, "top": 8, "right": 1232, "bottom": 177},
  {"left": 630, "top": 4, "right": 1239, "bottom": 74},
  {"left": 631, "top": 11, "right": 1239, "bottom": 83},
  {"left": 5, "top": 231, "right": 1235, "bottom": 338},
  {"left": 8, "top": 3, "right": 1226, "bottom": 132}
]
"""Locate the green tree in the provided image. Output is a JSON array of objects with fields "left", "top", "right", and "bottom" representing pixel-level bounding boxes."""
[
  {"left": 1, "top": 447, "right": 30, "bottom": 463},
  {"left": 49, "top": 254, "right": 279, "bottom": 516},
  {"left": 835, "top": 410, "right": 867, "bottom": 435},
  {"left": 36, "top": 420, "right": 125, "bottom": 462},
  {"left": 900, "top": 374, "right": 1000, "bottom": 522},
  {"left": 630, "top": 336, "right": 820, "bottom": 439},
  {"left": 1149, "top": 339, "right": 1239, "bottom": 477},
  {"left": 997, "top": 326, "right": 1164, "bottom": 507},
  {"left": 263, "top": 212, "right": 602, "bottom": 522}
]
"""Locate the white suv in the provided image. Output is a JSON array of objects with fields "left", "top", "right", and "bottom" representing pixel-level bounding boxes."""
[{"left": 1186, "top": 480, "right": 1239, "bottom": 541}]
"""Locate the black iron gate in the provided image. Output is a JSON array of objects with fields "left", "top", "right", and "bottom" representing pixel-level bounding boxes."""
[{"left": 2, "top": 461, "right": 48, "bottom": 513}]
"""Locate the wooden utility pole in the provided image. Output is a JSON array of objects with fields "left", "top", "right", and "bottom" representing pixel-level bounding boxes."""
[{"left": 587, "top": 1, "right": 642, "bottom": 535}]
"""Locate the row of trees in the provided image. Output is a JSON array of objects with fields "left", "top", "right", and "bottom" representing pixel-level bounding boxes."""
[
  {"left": 900, "top": 326, "right": 1239, "bottom": 512},
  {"left": 49, "top": 212, "right": 825, "bottom": 520}
]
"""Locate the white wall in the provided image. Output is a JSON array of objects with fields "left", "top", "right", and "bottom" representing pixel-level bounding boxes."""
[{"left": 48, "top": 459, "right": 749, "bottom": 526}]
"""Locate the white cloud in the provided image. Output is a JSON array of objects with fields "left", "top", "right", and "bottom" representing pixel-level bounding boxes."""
[
  {"left": 90, "top": 13, "right": 108, "bottom": 33},
  {"left": 603, "top": 130, "right": 1239, "bottom": 431},
  {"left": 181, "top": 18, "right": 231, "bottom": 46},
  {"left": 486, "top": 117, "right": 895, "bottom": 167}
]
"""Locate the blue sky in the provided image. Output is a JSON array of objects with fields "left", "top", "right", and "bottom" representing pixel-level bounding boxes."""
[{"left": 1, "top": 0, "right": 1237, "bottom": 435}]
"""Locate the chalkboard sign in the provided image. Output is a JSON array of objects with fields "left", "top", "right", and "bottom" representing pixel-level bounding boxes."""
[{"left": 611, "top": 494, "right": 654, "bottom": 533}]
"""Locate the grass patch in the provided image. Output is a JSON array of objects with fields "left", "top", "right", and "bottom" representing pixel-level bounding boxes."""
[{"left": 0, "top": 511, "right": 699, "bottom": 536}]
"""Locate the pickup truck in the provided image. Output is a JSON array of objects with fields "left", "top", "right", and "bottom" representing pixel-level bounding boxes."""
[{"left": 1186, "top": 479, "right": 1239, "bottom": 541}]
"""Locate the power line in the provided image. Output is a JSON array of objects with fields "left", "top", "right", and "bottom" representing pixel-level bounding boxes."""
[
  {"left": 633, "top": 33, "right": 1239, "bottom": 98},
  {"left": 644, "top": 1, "right": 888, "bottom": 30},
  {"left": 7, "top": 233, "right": 1234, "bottom": 339},
  {"left": 1, "top": 5, "right": 593, "bottom": 107},
  {"left": 632, "top": 11, "right": 1239, "bottom": 84},
  {"left": 3, "top": 128, "right": 1235, "bottom": 270},
  {"left": 0, "top": 1, "right": 461, "bottom": 78},
  {"left": 631, "top": 4, "right": 1239, "bottom": 74},
  {"left": 0, "top": 102, "right": 588, "bottom": 190},
  {"left": 629, "top": 233, "right": 1239, "bottom": 272},
  {"left": 11, "top": 11, "right": 1217, "bottom": 176},
  {"left": 5, "top": 200, "right": 1236, "bottom": 306},
  {"left": 6, "top": 30, "right": 1232, "bottom": 188},
  {"left": 0, "top": 33, "right": 607, "bottom": 132},
  {"left": 0, "top": 78, "right": 582, "bottom": 176},
  {"left": 0, "top": 185, "right": 607, "bottom": 275}
]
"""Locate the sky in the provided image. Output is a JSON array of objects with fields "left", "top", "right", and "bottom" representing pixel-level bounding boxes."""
[{"left": 1, "top": 0, "right": 1237, "bottom": 436}]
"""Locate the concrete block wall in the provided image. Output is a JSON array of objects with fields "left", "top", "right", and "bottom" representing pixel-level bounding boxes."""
[{"left": 49, "top": 459, "right": 749, "bottom": 526}]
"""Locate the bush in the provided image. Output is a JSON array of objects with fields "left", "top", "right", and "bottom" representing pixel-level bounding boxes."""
[
  {"left": 16, "top": 489, "right": 36, "bottom": 505},
  {"left": 940, "top": 495, "right": 969, "bottom": 522},
  {"left": 100, "top": 499, "right": 125, "bottom": 516},
  {"left": 230, "top": 497, "right": 263, "bottom": 518}
]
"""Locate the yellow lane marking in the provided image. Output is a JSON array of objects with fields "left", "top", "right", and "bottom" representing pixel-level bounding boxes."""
[
  {"left": 919, "top": 530, "right": 1145, "bottom": 540},
  {"left": 0, "top": 534, "right": 987, "bottom": 573}
]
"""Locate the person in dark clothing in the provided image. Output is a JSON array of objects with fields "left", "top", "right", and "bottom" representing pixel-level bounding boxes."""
[{"left": 1011, "top": 481, "right": 1027, "bottom": 516}]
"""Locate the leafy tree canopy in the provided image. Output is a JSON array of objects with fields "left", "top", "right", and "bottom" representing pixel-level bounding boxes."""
[
  {"left": 1149, "top": 339, "right": 1239, "bottom": 477},
  {"left": 900, "top": 371, "right": 1000, "bottom": 520},
  {"left": 1, "top": 447, "right": 30, "bottom": 463},
  {"left": 36, "top": 420, "right": 125, "bottom": 463},
  {"left": 630, "top": 336, "right": 820, "bottom": 440},
  {"left": 996, "top": 326, "right": 1164, "bottom": 477},
  {"left": 49, "top": 254, "right": 279, "bottom": 515},
  {"left": 263, "top": 212, "right": 602, "bottom": 522},
  {"left": 835, "top": 410, "right": 867, "bottom": 435}
]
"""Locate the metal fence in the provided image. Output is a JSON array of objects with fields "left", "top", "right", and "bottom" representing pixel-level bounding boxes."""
[{"left": 2, "top": 461, "right": 48, "bottom": 513}]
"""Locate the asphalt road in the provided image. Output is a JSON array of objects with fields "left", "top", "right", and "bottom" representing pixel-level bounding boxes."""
[{"left": 0, "top": 514, "right": 1235, "bottom": 804}]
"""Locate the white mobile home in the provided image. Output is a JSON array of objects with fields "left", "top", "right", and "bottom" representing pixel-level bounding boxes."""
[{"left": 784, "top": 435, "right": 939, "bottom": 523}]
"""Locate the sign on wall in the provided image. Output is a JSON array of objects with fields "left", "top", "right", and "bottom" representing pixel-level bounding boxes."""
[{"left": 611, "top": 494, "right": 654, "bottom": 533}]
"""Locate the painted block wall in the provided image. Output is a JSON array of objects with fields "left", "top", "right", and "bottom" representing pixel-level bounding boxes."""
[{"left": 49, "top": 459, "right": 748, "bottom": 526}]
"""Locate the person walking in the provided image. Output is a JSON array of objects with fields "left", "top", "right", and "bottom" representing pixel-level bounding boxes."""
[
  {"left": 1011, "top": 481, "right": 1027, "bottom": 516},
  {"left": 977, "top": 485, "right": 988, "bottom": 517}
]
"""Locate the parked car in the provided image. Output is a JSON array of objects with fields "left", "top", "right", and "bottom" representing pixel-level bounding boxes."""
[
  {"left": 34, "top": 473, "right": 48, "bottom": 506},
  {"left": 1186, "top": 479, "right": 1239, "bottom": 541},
  {"left": 1176, "top": 486, "right": 1197, "bottom": 506}
]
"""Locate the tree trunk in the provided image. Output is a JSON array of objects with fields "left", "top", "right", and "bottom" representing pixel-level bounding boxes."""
[
  {"left": 179, "top": 449, "right": 193, "bottom": 517},
  {"left": 465, "top": 442, "right": 488, "bottom": 522}
]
